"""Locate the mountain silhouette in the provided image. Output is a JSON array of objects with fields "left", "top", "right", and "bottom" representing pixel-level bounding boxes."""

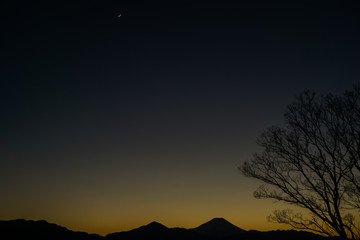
[
  {"left": 0, "top": 218, "right": 327, "bottom": 240},
  {"left": 131, "top": 221, "right": 168, "bottom": 233},
  {"left": 191, "top": 218, "right": 245, "bottom": 238},
  {"left": 0, "top": 219, "right": 102, "bottom": 240},
  {"left": 106, "top": 221, "right": 169, "bottom": 239},
  {"left": 106, "top": 221, "right": 202, "bottom": 240}
]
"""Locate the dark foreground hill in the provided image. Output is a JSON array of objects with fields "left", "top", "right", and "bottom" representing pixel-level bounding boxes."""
[
  {"left": 0, "top": 218, "right": 327, "bottom": 240},
  {"left": 0, "top": 219, "right": 101, "bottom": 240}
]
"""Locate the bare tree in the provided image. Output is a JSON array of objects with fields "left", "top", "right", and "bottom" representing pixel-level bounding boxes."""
[{"left": 240, "top": 86, "right": 360, "bottom": 240}]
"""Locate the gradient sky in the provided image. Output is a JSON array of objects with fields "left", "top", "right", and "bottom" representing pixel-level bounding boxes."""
[{"left": 1, "top": 0, "right": 360, "bottom": 236}]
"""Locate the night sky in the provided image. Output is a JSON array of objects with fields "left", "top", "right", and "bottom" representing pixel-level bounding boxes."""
[{"left": 1, "top": 0, "right": 360, "bottom": 236}]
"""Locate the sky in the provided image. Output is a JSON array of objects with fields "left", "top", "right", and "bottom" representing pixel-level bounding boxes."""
[{"left": 1, "top": 0, "right": 360, "bottom": 236}]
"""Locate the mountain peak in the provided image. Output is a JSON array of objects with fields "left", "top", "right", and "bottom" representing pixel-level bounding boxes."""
[
  {"left": 146, "top": 221, "right": 168, "bottom": 229},
  {"left": 192, "top": 217, "right": 245, "bottom": 237},
  {"left": 130, "top": 221, "right": 168, "bottom": 233},
  {"left": 208, "top": 218, "right": 230, "bottom": 223},
  {"left": 106, "top": 221, "right": 169, "bottom": 238}
]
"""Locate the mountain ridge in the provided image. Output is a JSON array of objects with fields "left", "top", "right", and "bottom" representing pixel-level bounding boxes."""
[{"left": 0, "top": 218, "right": 326, "bottom": 240}]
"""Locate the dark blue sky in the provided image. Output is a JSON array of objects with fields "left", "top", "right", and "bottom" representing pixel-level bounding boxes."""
[{"left": 1, "top": 0, "right": 359, "bottom": 235}]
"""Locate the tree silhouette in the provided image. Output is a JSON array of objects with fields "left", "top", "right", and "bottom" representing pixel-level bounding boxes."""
[{"left": 241, "top": 86, "right": 360, "bottom": 240}]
